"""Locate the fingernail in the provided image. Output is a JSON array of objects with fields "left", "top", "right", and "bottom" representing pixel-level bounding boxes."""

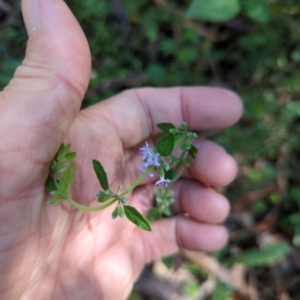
[{"left": 22, "top": 0, "right": 39, "bottom": 36}]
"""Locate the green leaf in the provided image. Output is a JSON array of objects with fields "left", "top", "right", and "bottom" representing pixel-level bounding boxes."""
[
  {"left": 184, "top": 281, "right": 200, "bottom": 297},
  {"left": 50, "top": 190, "right": 63, "bottom": 197},
  {"left": 57, "top": 165, "right": 68, "bottom": 174},
  {"left": 289, "top": 213, "right": 300, "bottom": 225},
  {"left": 59, "top": 162, "right": 76, "bottom": 197},
  {"left": 64, "top": 152, "right": 76, "bottom": 161},
  {"left": 47, "top": 198, "right": 60, "bottom": 206},
  {"left": 124, "top": 205, "right": 152, "bottom": 231},
  {"left": 56, "top": 144, "right": 64, "bottom": 158},
  {"left": 188, "top": 145, "right": 198, "bottom": 159},
  {"left": 188, "top": 132, "right": 198, "bottom": 139},
  {"left": 147, "top": 207, "right": 162, "bottom": 221},
  {"left": 157, "top": 122, "right": 176, "bottom": 133},
  {"left": 120, "top": 196, "right": 127, "bottom": 204},
  {"left": 232, "top": 242, "right": 290, "bottom": 267},
  {"left": 158, "top": 167, "right": 165, "bottom": 178},
  {"left": 46, "top": 176, "right": 57, "bottom": 192},
  {"left": 118, "top": 206, "right": 125, "bottom": 218},
  {"left": 186, "top": 0, "right": 240, "bottom": 22},
  {"left": 57, "top": 143, "right": 71, "bottom": 161},
  {"left": 181, "top": 122, "right": 188, "bottom": 131},
  {"left": 51, "top": 161, "right": 58, "bottom": 172},
  {"left": 97, "top": 191, "right": 111, "bottom": 203},
  {"left": 169, "top": 128, "right": 179, "bottom": 135},
  {"left": 180, "top": 140, "right": 192, "bottom": 151},
  {"left": 211, "top": 281, "right": 232, "bottom": 300},
  {"left": 170, "top": 155, "right": 181, "bottom": 164},
  {"left": 243, "top": 0, "right": 270, "bottom": 23},
  {"left": 93, "top": 159, "right": 109, "bottom": 190},
  {"left": 162, "top": 205, "right": 172, "bottom": 216},
  {"left": 112, "top": 206, "right": 119, "bottom": 219},
  {"left": 161, "top": 160, "right": 170, "bottom": 171},
  {"left": 146, "top": 64, "right": 165, "bottom": 85},
  {"left": 156, "top": 133, "right": 175, "bottom": 157},
  {"left": 162, "top": 256, "right": 174, "bottom": 269}
]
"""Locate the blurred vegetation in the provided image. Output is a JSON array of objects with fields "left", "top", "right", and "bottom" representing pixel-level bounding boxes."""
[{"left": 1, "top": 0, "right": 300, "bottom": 298}]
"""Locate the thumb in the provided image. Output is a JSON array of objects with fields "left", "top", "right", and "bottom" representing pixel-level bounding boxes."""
[{"left": 0, "top": 0, "right": 91, "bottom": 190}]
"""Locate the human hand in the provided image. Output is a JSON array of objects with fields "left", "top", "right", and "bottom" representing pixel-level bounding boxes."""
[{"left": 0, "top": 0, "right": 243, "bottom": 299}]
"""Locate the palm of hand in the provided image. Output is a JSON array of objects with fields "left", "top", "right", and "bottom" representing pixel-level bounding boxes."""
[
  {"left": 0, "top": 1, "right": 242, "bottom": 299},
  {"left": 0, "top": 89, "right": 240, "bottom": 300},
  {"left": 0, "top": 93, "right": 166, "bottom": 299},
  {"left": 0, "top": 94, "right": 161, "bottom": 299}
]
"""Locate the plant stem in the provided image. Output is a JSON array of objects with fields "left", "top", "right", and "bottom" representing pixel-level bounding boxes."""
[
  {"left": 59, "top": 166, "right": 154, "bottom": 212},
  {"left": 161, "top": 143, "right": 188, "bottom": 199},
  {"left": 66, "top": 196, "right": 118, "bottom": 212},
  {"left": 119, "top": 165, "right": 155, "bottom": 197},
  {"left": 174, "top": 134, "right": 185, "bottom": 147},
  {"left": 173, "top": 148, "right": 187, "bottom": 175}
]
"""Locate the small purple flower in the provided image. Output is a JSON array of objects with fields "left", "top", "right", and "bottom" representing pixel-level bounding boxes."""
[
  {"left": 140, "top": 142, "right": 152, "bottom": 160},
  {"left": 144, "top": 152, "right": 160, "bottom": 168},
  {"left": 155, "top": 176, "right": 171, "bottom": 186},
  {"left": 140, "top": 141, "right": 161, "bottom": 174}
]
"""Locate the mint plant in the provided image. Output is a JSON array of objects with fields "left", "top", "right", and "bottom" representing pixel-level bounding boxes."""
[{"left": 46, "top": 122, "right": 198, "bottom": 231}]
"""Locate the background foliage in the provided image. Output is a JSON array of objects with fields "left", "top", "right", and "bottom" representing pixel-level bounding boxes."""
[{"left": 1, "top": 0, "right": 300, "bottom": 298}]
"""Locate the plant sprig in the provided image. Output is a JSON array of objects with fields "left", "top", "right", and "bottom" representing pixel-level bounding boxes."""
[{"left": 46, "top": 122, "right": 198, "bottom": 231}]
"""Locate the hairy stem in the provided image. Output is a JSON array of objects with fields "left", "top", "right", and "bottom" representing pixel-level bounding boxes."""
[
  {"left": 66, "top": 197, "right": 118, "bottom": 212},
  {"left": 120, "top": 165, "right": 155, "bottom": 197}
]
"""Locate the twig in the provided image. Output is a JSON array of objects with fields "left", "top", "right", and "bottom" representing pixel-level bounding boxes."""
[{"left": 182, "top": 250, "right": 248, "bottom": 295}]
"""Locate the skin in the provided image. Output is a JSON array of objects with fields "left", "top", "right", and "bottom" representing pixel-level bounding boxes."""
[{"left": 0, "top": 0, "right": 243, "bottom": 299}]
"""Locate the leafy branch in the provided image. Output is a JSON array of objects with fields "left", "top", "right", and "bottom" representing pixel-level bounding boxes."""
[{"left": 46, "top": 122, "right": 198, "bottom": 231}]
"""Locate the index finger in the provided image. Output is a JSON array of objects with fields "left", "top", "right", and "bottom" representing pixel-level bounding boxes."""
[{"left": 82, "top": 87, "right": 243, "bottom": 148}]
